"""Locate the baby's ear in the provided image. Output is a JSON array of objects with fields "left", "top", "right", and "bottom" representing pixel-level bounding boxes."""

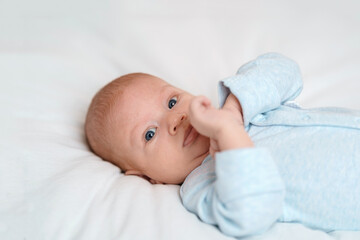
[
  {"left": 125, "top": 170, "right": 163, "bottom": 184},
  {"left": 149, "top": 179, "right": 164, "bottom": 184},
  {"left": 125, "top": 169, "right": 144, "bottom": 178}
]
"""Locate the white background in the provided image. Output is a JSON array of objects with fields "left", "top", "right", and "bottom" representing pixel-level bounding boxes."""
[{"left": 1, "top": 0, "right": 359, "bottom": 239}]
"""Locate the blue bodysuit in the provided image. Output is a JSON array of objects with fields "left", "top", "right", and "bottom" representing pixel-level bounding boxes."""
[{"left": 180, "top": 53, "right": 360, "bottom": 238}]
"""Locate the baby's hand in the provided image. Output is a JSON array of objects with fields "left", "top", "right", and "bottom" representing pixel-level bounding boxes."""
[
  {"left": 189, "top": 96, "right": 253, "bottom": 157},
  {"left": 188, "top": 96, "right": 238, "bottom": 139},
  {"left": 222, "top": 93, "right": 244, "bottom": 125}
]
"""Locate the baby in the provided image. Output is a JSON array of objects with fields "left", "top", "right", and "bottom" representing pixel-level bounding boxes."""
[{"left": 85, "top": 53, "right": 360, "bottom": 238}]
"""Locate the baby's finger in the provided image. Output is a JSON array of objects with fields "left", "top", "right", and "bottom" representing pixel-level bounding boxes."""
[
  {"left": 198, "top": 95, "right": 212, "bottom": 108},
  {"left": 189, "top": 96, "right": 223, "bottom": 139},
  {"left": 189, "top": 96, "right": 211, "bottom": 126},
  {"left": 189, "top": 95, "right": 211, "bottom": 113},
  {"left": 210, "top": 138, "right": 220, "bottom": 152}
]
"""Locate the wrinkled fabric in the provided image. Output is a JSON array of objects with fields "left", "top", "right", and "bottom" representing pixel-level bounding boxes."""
[{"left": 180, "top": 53, "right": 360, "bottom": 238}]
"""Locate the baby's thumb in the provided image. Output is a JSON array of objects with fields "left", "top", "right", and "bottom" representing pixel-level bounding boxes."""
[
  {"left": 188, "top": 96, "right": 215, "bottom": 138},
  {"left": 189, "top": 96, "right": 211, "bottom": 115}
]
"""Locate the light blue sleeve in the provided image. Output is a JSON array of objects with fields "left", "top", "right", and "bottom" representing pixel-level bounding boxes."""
[
  {"left": 180, "top": 148, "right": 285, "bottom": 238},
  {"left": 218, "top": 53, "right": 303, "bottom": 127}
]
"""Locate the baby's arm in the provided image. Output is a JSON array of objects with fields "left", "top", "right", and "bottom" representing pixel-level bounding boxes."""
[
  {"left": 219, "top": 52, "right": 303, "bottom": 127},
  {"left": 183, "top": 96, "right": 284, "bottom": 237},
  {"left": 189, "top": 95, "right": 253, "bottom": 158}
]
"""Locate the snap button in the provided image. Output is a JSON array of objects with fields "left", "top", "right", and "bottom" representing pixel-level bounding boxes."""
[{"left": 302, "top": 115, "right": 311, "bottom": 121}]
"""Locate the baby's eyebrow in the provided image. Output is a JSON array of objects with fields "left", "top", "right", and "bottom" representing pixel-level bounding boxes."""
[
  {"left": 130, "top": 121, "right": 144, "bottom": 148},
  {"left": 160, "top": 84, "right": 173, "bottom": 96}
]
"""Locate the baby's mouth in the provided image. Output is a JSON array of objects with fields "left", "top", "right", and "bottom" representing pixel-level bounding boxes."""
[{"left": 183, "top": 125, "right": 199, "bottom": 147}]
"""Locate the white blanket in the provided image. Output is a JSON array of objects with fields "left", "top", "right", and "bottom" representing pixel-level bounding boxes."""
[{"left": 1, "top": 0, "right": 359, "bottom": 239}]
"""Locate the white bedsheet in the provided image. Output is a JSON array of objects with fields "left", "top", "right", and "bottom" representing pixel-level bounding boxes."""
[{"left": 1, "top": 0, "right": 359, "bottom": 239}]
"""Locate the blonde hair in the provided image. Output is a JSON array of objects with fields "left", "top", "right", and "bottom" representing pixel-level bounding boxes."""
[{"left": 85, "top": 73, "right": 153, "bottom": 170}]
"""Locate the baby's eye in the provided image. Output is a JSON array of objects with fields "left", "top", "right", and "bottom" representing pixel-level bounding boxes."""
[
  {"left": 145, "top": 127, "right": 156, "bottom": 142},
  {"left": 168, "top": 96, "right": 177, "bottom": 109}
]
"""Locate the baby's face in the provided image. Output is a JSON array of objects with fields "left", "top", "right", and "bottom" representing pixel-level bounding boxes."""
[{"left": 112, "top": 75, "right": 210, "bottom": 184}]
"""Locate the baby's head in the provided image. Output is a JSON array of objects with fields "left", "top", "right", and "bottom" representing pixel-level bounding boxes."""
[{"left": 85, "top": 73, "right": 210, "bottom": 184}]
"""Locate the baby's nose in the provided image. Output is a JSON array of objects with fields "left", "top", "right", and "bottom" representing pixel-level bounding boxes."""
[{"left": 169, "top": 113, "right": 187, "bottom": 135}]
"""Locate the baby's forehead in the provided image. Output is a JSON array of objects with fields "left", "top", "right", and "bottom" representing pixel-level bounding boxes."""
[
  {"left": 111, "top": 78, "right": 165, "bottom": 114},
  {"left": 123, "top": 77, "right": 172, "bottom": 99},
  {"left": 113, "top": 80, "right": 179, "bottom": 130}
]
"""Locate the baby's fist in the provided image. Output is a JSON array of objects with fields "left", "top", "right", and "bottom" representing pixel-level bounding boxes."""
[
  {"left": 188, "top": 96, "right": 217, "bottom": 138},
  {"left": 189, "top": 95, "right": 254, "bottom": 153},
  {"left": 189, "top": 96, "right": 237, "bottom": 140}
]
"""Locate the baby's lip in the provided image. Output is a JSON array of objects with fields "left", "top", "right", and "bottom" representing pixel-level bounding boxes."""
[{"left": 183, "top": 125, "right": 199, "bottom": 147}]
